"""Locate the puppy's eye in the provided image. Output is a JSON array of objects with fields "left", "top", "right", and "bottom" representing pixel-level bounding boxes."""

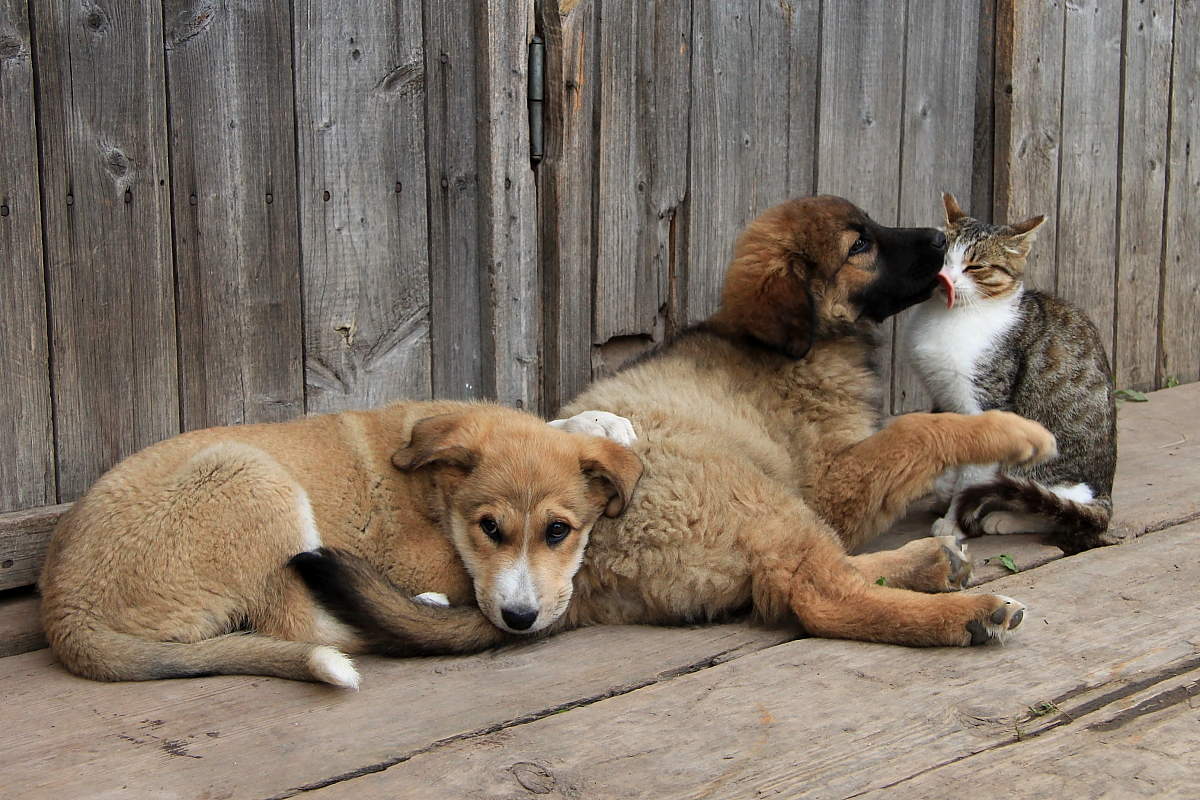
[
  {"left": 545, "top": 521, "right": 571, "bottom": 545},
  {"left": 479, "top": 517, "right": 503, "bottom": 544},
  {"left": 848, "top": 237, "right": 870, "bottom": 256}
]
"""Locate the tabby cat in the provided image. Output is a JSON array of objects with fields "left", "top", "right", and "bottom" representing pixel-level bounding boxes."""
[{"left": 903, "top": 193, "right": 1117, "bottom": 554}]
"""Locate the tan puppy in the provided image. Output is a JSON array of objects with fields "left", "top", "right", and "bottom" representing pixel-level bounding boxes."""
[
  {"left": 39, "top": 403, "right": 642, "bottom": 687},
  {"left": 301, "top": 196, "right": 1057, "bottom": 650}
]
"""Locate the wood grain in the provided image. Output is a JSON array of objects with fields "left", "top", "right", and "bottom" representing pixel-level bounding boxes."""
[
  {"left": 538, "top": 0, "right": 597, "bottom": 413},
  {"left": 294, "top": 0, "right": 432, "bottom": 412},
  {"left": 993, "top": 0, "right": 1065, "bottom": 291},
  {"left": 0, "top": 589, "right": 43, "bottom": 658},
  {"left": 33, "top": 0, "right": 179, "bottom": 501},
  {"left": 0, "top": 503, "right": 68, "bottom": 591},
  {"left": 0, "top": 0, "right": 54, "bottom": 511},
  {"left": 893, "top": 0, "right": 982, "bottom": 413},
  {"left": 166, "top": 0, "right": 304, "bottom": 429},
  {"left": 297, "top": 524, "right": 1200, "bottom": 799},
  {"left": 1054, "top": 0, "right": 1121, "bottom": 357},
  {"left": 0, "top": 624, "right": 789, "bottom": 799},
  {"left": 1114, "top": 0, "right": 1174, "bottom": 393},
  {"left": 1158, "top": 0, "right": 1200, "bottom": 386},
  {"left": 816, "top": 0, "right": 907, "bottom": 410}
]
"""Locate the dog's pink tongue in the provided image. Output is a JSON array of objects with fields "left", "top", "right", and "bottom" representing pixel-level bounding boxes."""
[{"left": 937, "top": 270, "right": 955, "bottom": 309}]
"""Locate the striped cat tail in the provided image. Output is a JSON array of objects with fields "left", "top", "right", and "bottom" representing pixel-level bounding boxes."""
[{"left": 955, "top": 475, "right": 1114, "bottom": 554}]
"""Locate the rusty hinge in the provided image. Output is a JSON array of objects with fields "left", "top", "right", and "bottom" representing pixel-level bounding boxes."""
[{"left": 528, "top": 35, "right": 544, "bottom": 165}]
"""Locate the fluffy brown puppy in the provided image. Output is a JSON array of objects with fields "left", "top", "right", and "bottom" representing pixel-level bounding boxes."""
[
  {"left": 39, "top": 403, "right": 642, "bottom": 687},
  {"left": 303, "top": 196, "right": 1056, "bottom": 650}
]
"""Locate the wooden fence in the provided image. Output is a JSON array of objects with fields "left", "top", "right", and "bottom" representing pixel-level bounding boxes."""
[{"left": 0, "top": 0, "right": 1197, "bottom": 557}]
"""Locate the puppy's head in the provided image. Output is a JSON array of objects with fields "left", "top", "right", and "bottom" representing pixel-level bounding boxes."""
[
  {"left": 710, "top": 195, "right": 948, "bottom": 357},
  {"left": 393, "top": 407, "right": 642, "bottom": 634}
]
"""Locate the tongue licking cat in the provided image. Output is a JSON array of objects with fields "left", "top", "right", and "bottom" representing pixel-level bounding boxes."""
[{"left": 937, "top": 269, "right": 955, "bottom": 309}]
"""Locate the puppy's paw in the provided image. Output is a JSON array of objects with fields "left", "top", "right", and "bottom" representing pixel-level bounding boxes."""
[
  {"left": 412, "top": 591, "right": 450, "bottom": 608},
  {"left": 548, "top": 410, "right": 637, "bottom": 447},
  {"left": 978, "top": 411, "right": 1057, "bottom": 466},
  {"left": 963, "top": 594, "right": 1026, "bottom": 646}
]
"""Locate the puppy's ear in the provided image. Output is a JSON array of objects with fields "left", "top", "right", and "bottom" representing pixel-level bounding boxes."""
[
  {"left": 717, "top": 251, "right": 816, "bottom": 360},
  {"left": 942, "top": 192, "right": 966, "bottom": 225},
  {"left": 392, "top": 414, "right": 478, "bottom": 472},
  {"left": 579, "top": 438, "right": 644, "bottom": 518}
]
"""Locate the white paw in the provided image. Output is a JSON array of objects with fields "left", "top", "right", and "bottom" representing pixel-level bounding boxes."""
[
  {"left": 548, "top": 410, "right": 637, "bottom": 447},
  {"left": 308, "top": 646, "right": 360, "bottom": 690},
  {"left": 412, "top": 591, "right": 450, "bottom": 608},
  {"left": 931, "top": 516, "right": 966, "bottom": 543}
]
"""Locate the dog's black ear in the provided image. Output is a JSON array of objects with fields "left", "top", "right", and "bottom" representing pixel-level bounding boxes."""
[
  {"left": 579, "top": 438, "right": 644, "bottom": 518},
  {"left": 392, "top": 413, "right": 478, "bottom": 472}
]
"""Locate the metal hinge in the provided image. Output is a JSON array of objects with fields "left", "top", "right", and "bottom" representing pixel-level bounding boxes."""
[{"left": 528, "top": 35, "right": 544, "bottom": 165}]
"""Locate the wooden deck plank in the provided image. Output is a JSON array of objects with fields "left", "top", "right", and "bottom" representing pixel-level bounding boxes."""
[
  {"left": 294, "top": 0, "right": 433, "bottom": 412},
  {"left": 166, "top": 0, "right": 305, "bottom": 431},
  {"left": 0, "top": 624, "right": 788, "bottom": 800},
  {"left": 0, "top": 503, "right": 69, "bottom": 592},
  {"left": 0, "top": 589, "right": 43, "bottom": 658},
  {"left": 0, "top": 0, "right": 55, "bottom": 513},
  {"left": 300, "top": 523, "right": 1200, "bottom": 799}
]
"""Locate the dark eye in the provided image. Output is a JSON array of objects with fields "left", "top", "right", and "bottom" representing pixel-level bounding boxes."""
[
  {"left": 545, "top": 521, "right": 571, "bottom": 545},
  {"left": 964, "top": 264, "right": 986, "bottom": 272},
  {"left": 479, "top": 517, "right": 503, "bottom": 544},
  {"left": 848, "top": 236, "right": 870, "bottom": 256}
]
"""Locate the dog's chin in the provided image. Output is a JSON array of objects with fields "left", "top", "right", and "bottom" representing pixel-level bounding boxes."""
[{"left": 857, "top": 277, "right": 940, "bottom": 322}]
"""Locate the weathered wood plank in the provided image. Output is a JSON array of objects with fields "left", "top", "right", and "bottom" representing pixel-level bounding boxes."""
[
  {"left": 993, "top": 0, "right": 1064, "bottom": 290},
  {"left": 33, "top": 0, "right": 179, "bottom": 501},
  {"left": 166, "top": 0, "right": 304, "bottom": 430},
  {"left": 1055, "top": 0, "right": 1121, "bottom": 357},
  {"left": 1158, "top": 0, "right": 1200, "bottom": 387},
  {"left": 592, "top": 0, "right": 690, "bottom": 349},
  {"left": 295, "top": 0, "right": 432, "bottom": 412},
  {"left": 0, "top": 503, "right": 68, "bottom": 591},
  {"left": 893, "top": 0, "right": 981, "bottom": 413},
  {"left": 300, "top": 524, "right": 1200, "bottom": 799},
  {"left": 970, "top": 0, "right": 997, "bottom": 220},
  {"left": 816, "top": 0, "right": 907, "bottom": 410},
  {"left": 1114, "top": 0, "right": 1173, "bottom": 393},
  {"left": 785, "top": 0, "right": 821, "bottom": 198},
  {"left": 685, "top": 0, "right": 794, "bottom": 323},
  {"left": 424, "top": 0, "right": 483, "bottom": 400},
  {"left": 856, "top": 670, "right": 1200, "bottom": 798},
  {"left": 477, "top": 0, "right": 539, "bottom": 410},
  {"left": 538, "top": 0, "right": 597, "bottom": 414},
  {"left": 0, "top": 624, "right": 789, "bottom": 799},
  {"left": 0, "top": 0, "right": 54, "bottom": 512},
  {"left": 0, "top": 589, "right": 44, "bottom": 658}
]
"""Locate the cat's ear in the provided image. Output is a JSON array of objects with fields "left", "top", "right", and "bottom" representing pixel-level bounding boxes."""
[
  {"left": 942, "top": 192, "right": 966, "bottom": 225},
  {"left": 1007, "top": 215, "right": 1046, "bottom": 239}
]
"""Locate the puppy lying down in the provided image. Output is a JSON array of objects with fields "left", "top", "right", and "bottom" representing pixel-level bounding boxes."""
[{"left": 39, "top": 403, "right": 641, "bottom": 688}]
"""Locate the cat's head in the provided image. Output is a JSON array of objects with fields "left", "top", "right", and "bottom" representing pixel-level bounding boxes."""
[{"left": 936, "top": 192, "right": 1045, "bottom": 308}]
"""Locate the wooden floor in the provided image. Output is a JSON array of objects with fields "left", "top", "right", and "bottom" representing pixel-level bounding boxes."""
[{"left": 2, "top": 385, "right": 1198, "bottom": 799}]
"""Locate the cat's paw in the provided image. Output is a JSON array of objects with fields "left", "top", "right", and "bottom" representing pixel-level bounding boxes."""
[
  {"left": 977, "top": 410, "right": 1057, "bottom": 466},
  {"left": 963, "top": 595, "right": 1026, "bottom": 645},
  {"left": 932, "top": 516, "right": 969, "bottom": 542},
  {"left": 548, "top": 410, "right": 637, "bottom": 447}
]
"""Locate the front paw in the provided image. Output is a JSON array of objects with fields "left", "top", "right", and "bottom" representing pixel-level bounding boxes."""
[
  {"left": 932, "top": 516, "right": 969, "bottom": 542},
  {"left": 975, "top": 411, "right": 1057, "bottom": 466},
  {"left": 548, "top": 410, "right": 637, "bottom": 447}
]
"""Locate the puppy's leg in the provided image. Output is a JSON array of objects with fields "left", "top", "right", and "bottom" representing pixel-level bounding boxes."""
[
  {"left": 745, "top": 509, "right": 1024, "bottom": 647},
  {"left": 809, "top": 411, "right": 1056, "bottom": 551},
  {"left": 847, "top": 536, "right": 972, "bottom": 593}
]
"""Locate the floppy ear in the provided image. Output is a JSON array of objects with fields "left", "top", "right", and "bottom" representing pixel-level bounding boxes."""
[
  {"left": 942, "top": 192, "right": 966, "bottom": 225},
  {"left": 392, "top": 414, "right": 478, "bottom": 472},
  {"left": 579, "top": 438, "right": 644, "bottom": 518},
  {"left": 716, "top": 251, "right": 816, "bottom": 360}
]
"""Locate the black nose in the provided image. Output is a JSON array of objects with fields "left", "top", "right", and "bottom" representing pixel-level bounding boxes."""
[
  {"left": 501, "top": 607, "right": 538, "bottom": 631},
  {"left": 931, "top": 230, "right": 947, "bottom": 251}
]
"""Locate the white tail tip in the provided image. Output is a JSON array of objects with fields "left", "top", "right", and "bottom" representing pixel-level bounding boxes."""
[{"left": 309, "top": 646, "right": 361, "bottom": 690}]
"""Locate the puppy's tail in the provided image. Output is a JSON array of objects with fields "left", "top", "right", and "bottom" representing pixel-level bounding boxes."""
[
  {"left": 288, "top": 548, "right": 511, "bottom": 656},
  {"left": 955, "top": 475, "right": 1114, "bottom": 554},
  {"left": 42, "top": 611, "right": 361, "bottom": 688}
]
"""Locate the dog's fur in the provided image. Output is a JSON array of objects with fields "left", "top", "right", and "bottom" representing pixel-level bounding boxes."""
[
  {"left": 302, "top": 196, "right": 1056, "bottom": 651},
  {"left": 39, "top": 403, "right": 641, "bottom": 686}
]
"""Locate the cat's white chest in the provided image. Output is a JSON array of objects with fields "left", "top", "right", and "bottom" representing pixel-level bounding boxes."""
[{"left": 905, "top": 294, "right": 1022, "bottom": 413}]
